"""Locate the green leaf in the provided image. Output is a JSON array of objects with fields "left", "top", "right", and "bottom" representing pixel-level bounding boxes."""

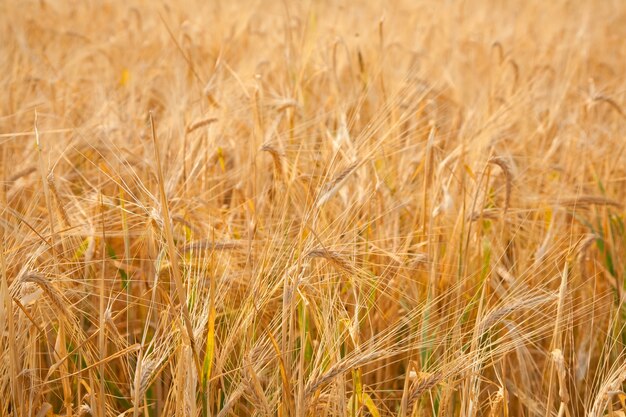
[{"left": 362, "top": 392, "right": 381, "bottom": 417}]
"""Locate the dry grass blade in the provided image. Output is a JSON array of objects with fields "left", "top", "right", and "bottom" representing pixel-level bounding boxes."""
[
  {"left": 1, "top": 2, "right": 625, "bottom": 416},
  {"left": 306, "top": 248, "right": 358, "bottom": 275},
  {"left": 479, "top": 294, "right": 556, "bottom": 335},
  {"left": 593, "top": 95, "right": 626, "bottom": 120},
  {"left": 260, "top": 142, "right": 284, "bottom": 178},
  {"left": 186, "top": 117, "right": 218, "bottom": 133},
  {"left": 47, "top": 171, "right": 71, "bottom": 228},
  {"left": 408, "top": 371, "right": 443, "bottom": 406},
  {"left": 149, "top": 113, "right": 201, "bottom": 378},
  {"left": 553, "top": 195, "right": 623, "bottom": 209},
  {"left": 21, "top": 272, "right": 70, "bottom": 319},
  {"left": 305, "top": 351, "right": 387, "bottom": 398},
  {"left": 468, "top": 208, "right": 504, "bottom": 222},
  {"left": 8, "top": 165, "right": 36, "bottom": 183},
  {"left": 182, "top": 240, "right": 243, "bottom": 252},
  {"left": 316, "top": 160, "right": 360, "bottom": 208},
  {"left": 488, "top": 156, "right": 513, "bottom": 213}
]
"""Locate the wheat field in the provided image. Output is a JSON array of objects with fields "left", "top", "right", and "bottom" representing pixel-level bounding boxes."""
[{"left": 1, "top": 0, "right": 625, "bottom": 416}]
